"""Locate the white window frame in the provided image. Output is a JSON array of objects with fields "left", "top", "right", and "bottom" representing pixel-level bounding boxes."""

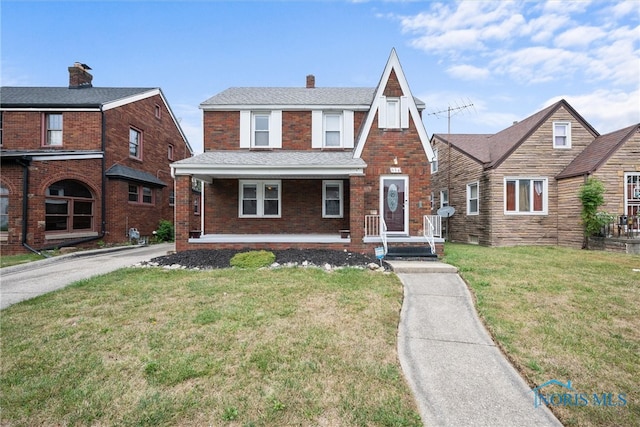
[
  {"left": 553, "top": 122, "right": 571, "bottom": 149},
  {"left": 323, "top": 112, "right": 343, "bottom": 148},
  {"left": 385, "top": 97, "right": 400, "bottom": 129},
  {"left": 252, "top": 112, "right": 270, "bottom": 148},
  {"left": 440, "top": 190, "right": 448, "bottom": 208},
  {"left": 504, "top": 177, "right": 548, "bottom": 215},
  {"left": 467, "top": 182, "right": 479, "bottom": 215},
  {"left": 322, "top": 180, "right": 343, "bottom": 218},
  {"left": 239, "top": 180, "right": 281, "bottom": 218},
  {"left": 431, "top": 148, "right": 439, "bottom": 173}
]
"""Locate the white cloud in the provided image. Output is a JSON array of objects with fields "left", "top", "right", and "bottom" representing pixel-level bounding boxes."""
[
  {"left": 545, "top": 88, "right": 640, "bottom": 133},
  {"left": 446, "top": 64, "right": 490, "bottom": 80},
  {"left": 554, "top": 25, "right": 607, "bottom": 49},
  {"left": 172, "top": 103, "right": 203, "bottom": 154}
]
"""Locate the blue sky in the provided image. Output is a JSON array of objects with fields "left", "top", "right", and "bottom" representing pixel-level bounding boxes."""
[{"left": 2, "top": 0, "right": 638, "bottom": 154}]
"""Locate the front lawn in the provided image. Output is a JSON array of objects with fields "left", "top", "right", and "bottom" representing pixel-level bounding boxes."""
[
  {"left": 0, "top": 267, "right": 421, "bottom": 426},
  {"left": 443, "top": 243, "right": 639, "bottom": 427}
]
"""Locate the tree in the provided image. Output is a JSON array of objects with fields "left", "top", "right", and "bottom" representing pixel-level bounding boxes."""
[{"left": 578, "top": 177, "right": 607, "bottom": 249}]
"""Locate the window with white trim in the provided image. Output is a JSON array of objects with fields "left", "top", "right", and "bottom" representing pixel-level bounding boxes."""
[
  {"left": 45, "top": 113, "right": 63, "bottom": 146},
  {"left": 505, "top": 178, "right": 547, "bottom": 214},
  {"left": 324, "top": 113, "right": 342, "bottom": 147},
  {"left": 467, "top": 182, "right": 479, "bottom": 215},
  {"left": 239, "top": 180, "right": 281, "bottom": 217},
  {"left": 322, "top": 180, "right": 343, "bottom": 218},
  {"left": 431, "top": 148, "right": 439, "bottom": 173},
  {"left": 553, "top": 122, "right": 571, "bottom": 149},
  {"left": 440, "top": 190, "right": 448, "bottom": 208},
  {"left": 385, "top": 97, "right": 400, "bottom": 129},
  {"left": 252, "top": 112, "right": 270, "bottom": 147}
]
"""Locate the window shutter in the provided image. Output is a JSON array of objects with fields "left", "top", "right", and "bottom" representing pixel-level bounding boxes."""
[
  {"left": 400, "top": 96, "right": 409, "bottom": 128},
  {"left": 378, "top": 96, "right": 387, "bottom": 128},
  {"left": 311, "top": 110, "right": 323, "bottom": 148},
  {"left": 239, "top": 110, "right": 250, "bottom": 148},
  {"left": 270, "top": 110, "right": 282, "bottom": 148},
  {"left": 343, "top": 110, "right": 354, "bottom": 148}
]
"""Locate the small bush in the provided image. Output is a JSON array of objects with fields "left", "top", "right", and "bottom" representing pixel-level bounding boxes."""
[
  {"left": 155, "top": 220, "right": 174, "bottom": 242},
  {"left": 230, "top": 250, "right": 276, "bottom": 269}
]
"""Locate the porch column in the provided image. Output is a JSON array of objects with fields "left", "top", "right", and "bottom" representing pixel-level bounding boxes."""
[
  {"left": 174, "top": 174, "right": 192, "bottom": 252},
  {"left": 349, "top": 175, "right": 366, "bottom": 252}
]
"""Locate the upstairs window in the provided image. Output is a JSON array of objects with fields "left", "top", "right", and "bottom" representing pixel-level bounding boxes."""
[
  {"left": 440, "top": 190, "right": 449, "bottom": 208},
  {"left": 378, "top": 96, "right": 409, "bottom": 129},
  {"left": 505, "top": 178, "right": 546, "bottom": 214},
  {"left": 239, "top": 180, "right": 281, "bottom": 218},
  {"left": 431, "top": 148, "right": 439, "bottom": 173},
  {"left": 385, "top": 98, "right": 400, "bottom": 129},
  {"left": 467, "top": 182, "right": 479, "bottom": 215},
  {"left": 155, "top": 104, "right": 162, "bottom": 119},
  {"left": 253, "top": 113, "right": 270, "bottom": 147},
  {"left": 324, "top": 113, "right": 342, "bottom": 147},
  {"left": 323, "top": 180, "right": 343, "bottom": 218},
  {"left": 553, "top": 122, "right": 571, "bottom": 149},
  {"left": 129, "top": 128, "right": 142, "bottom": 159},
  {"left": 168, "top": 144, "right": 174, "bottom": 160},
  {"left": 45, "top": 113, "right": 63, "bottom": 146}
]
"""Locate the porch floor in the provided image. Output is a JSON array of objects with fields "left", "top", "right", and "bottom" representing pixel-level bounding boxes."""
[{"left": 189, "top": 233, "right": 350, "bottom": 244}]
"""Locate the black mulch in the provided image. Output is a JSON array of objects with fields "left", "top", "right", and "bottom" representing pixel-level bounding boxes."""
[{"left": 150, "top": 248, "right": 390, "bottom": 270}]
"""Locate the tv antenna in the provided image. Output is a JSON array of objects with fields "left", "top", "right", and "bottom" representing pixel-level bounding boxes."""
[{"left": 428, "top": 100, "right": 475, "bottom": 241}]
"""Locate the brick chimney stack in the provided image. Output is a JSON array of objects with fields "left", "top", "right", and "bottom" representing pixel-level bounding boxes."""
[
  {"left": 306, "top": 74, "right": 315, "bottom": 89},
  {"left": 68, "top": 62, "right": 93, "bottom": 89}
]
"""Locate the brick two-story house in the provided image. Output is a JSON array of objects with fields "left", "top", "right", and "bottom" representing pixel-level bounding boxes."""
[
  {"left": 171, "top": 49, "right": 441, "bottom": 257},
  {"left": 430, "top": 98, "right": 639, "bottom": 249},
  {"left": 0, "top": 63, "right": 193, "bottom": 255}
]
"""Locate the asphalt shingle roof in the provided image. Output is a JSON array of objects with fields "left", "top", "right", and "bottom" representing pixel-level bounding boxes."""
[
  {"left": 105, "top": 164, "right": 167, "bottom": 187},
  {"left": 200, "top": 87, "right": 426, "bottom": 109},
  {"left": 0, "top": 87, "right": 156, "bottom": 108},
  {"left": 557, "top": 123, "right": 640, "bottom": 179},
  {"left": 173, "top": 150, "right": 366, "bottom": 167}
]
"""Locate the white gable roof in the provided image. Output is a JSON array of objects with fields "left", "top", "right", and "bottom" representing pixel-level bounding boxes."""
[{"left": 353, "top": 49, "right": 434, "bottom": 161}]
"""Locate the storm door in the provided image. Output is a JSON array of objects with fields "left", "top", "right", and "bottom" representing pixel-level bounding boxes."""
[{"left": 381, "top": 176, "right": 408, "bottom": 235}]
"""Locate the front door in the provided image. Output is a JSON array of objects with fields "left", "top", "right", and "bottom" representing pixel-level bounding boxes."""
[{"left": 381, "top": 176, "right": 408, "bottom": 235}]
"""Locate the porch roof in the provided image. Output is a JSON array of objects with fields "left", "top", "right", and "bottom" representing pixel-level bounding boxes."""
[{"left": 171, "top": 150, "right": 367, "bottom": 180}]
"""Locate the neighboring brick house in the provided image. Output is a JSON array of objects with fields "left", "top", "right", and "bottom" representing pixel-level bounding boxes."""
[
  {"left": 0, "top": 63, "right": 193, "bottom": 255},
  {"left": 171, "top": 49, "right": 441, "bottom": 256},
  {"left": 430, "top": 98, "right": 639, "bottom": 249}
]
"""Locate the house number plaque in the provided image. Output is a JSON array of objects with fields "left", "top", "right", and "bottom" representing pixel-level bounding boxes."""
[{"left": 390, "top": 167, "right": 402, "bottom": 173}]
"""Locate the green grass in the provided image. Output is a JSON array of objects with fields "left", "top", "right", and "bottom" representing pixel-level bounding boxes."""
[
  {"left": 0, "top": 267, "right": 421, "bottom": 427},
  {"left": 443, "top": 243, "right": 640, "bottom": 427},
  {"left": 0, "top": 252, "right": 46, "bottom": 268}
]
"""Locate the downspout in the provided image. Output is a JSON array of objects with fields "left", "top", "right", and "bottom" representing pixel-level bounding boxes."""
[{"left": 18, "top": 156, "right": 44, "bottom": 256}]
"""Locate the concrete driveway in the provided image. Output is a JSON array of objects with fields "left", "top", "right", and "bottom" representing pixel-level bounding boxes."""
[{"left": 0, "top": 243, "right": 174, "bottom": 310}]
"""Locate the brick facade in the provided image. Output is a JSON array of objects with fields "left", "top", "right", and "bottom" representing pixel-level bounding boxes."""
[{"left": 1, "top": 79, "right": 191, "bottom": 255}]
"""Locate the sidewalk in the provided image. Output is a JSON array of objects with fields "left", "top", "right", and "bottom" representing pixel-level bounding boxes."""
[{"left": 388, "top": 261, "right": 563, "bottom": 427}]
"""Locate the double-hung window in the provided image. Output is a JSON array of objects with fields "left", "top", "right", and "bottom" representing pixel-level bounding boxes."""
[
  {"left": 431, "top": 148, "right": 439, "bottom": 173},
  {"left": 440, "top": 190, "right": 449, "bottom": 208},
  {"left": 253, "top": 113, "right": 270, "bottom": 147},
  {"left": 553, "top": 122, "right": 571, "bottom": 149},
  {"left": 129, "top": 128, "right": 142, "bottom": 159},
  {"left": 323, "top": 180, "right": 343, "bottom": 218},
  {"left": 128, "top": 184, "right": 153, "bottom": 204},
  {"left": 239, "top": 180, "right": 281, "bottom": 218},
  {"left": 505, "top": 178, "right": 546, "bottom": 214},
  {"left": 324, "top": 113, "right": 342, "bottom": 147},
  {"left": 467, "top": 182, "right": 479, "bottom": 215},
  {"left": 45, "top": 113, "right": 63, "bottom": 146}
]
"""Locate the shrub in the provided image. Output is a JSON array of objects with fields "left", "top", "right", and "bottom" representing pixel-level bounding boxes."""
[
  {"left": 155, "top": 220, "right": 175, "bottom": 242},
  {"left": 578, "top": 177, "right": 606, "bottom": 247},
  {"left": 230, "top": 250, "right": 276, "bottom": 269}
]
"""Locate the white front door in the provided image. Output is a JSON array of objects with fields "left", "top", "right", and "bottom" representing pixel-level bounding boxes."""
[{"left": 381, "top": 176, "right": 409, "bottom": 235}]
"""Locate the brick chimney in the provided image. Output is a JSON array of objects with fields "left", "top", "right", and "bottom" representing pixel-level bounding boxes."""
[
  {"left": 306, "top": 74, "right": 315, "bottom": 89},
  {"left": 68, "top": 62, "right": 93, "bottom": 88}
]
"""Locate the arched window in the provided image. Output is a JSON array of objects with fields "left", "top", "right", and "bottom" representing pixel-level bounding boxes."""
[
  {"left": 45, "top": 180, "right": 94, "bottom": 232},
  {"left": 0, "top": 184, "right": 8, "bottom": 233}
]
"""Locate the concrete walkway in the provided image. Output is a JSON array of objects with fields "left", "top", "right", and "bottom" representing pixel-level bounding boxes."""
[{"left": 388, "top": 260, "right": 563, "bottom": 427}]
